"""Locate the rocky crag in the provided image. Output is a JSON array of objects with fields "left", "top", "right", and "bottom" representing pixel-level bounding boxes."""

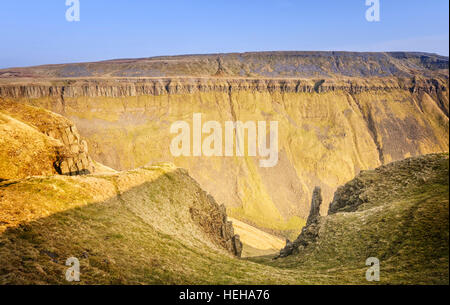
[
  {"left": 273, "top": 154, "right": 448, "bottom": 284},
  {"left": 275, "top": 186, "right": 323, "bottom": 259},
  {"left": 190, "top": 193, "right": 242, "bottom": 257},
  {"left": 0, "top": 101, "right": 96, "bottom": 180}
]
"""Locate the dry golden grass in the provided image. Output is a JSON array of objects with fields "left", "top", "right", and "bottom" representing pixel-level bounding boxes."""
[
  {"left": 0, "top": 164, "right": 310, "bottom": 284},
  {"left": 0, "top": 155, "right": 447, "bottom": 284},
  {"left": 258, "top": 153, "right": 449, "bottom": 285},
  {"left": 0, "top": 111, "right": 62, "bottom": 180}
]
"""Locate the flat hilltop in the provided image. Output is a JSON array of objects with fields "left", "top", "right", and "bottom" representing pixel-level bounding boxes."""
[{"left": 0, "top": 51, "right": 447, "bottom": 79}]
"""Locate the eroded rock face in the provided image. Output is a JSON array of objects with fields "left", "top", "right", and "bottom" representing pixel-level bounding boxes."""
[
  {"left": 327, "top": 178, "right": 367, "bottom": 214},
  {"left": 46, "top": 125, "right": 95, "bottom": 176},
  {"left": 0, "top": 77, "right": 447, "bottom": 99},
  {"left": 190, "top": 194, "right": 243, "bottom": 257},
  {"left": 0, "top": 101, "right": 95, "bottom": 178},
  {"left": 306, "top": 187, "right": 322, "bottom": 226},
  {"left": 275, "top": 187, "right": 323, "bottom": 259}
]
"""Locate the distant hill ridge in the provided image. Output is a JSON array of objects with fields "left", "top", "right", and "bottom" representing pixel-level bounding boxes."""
[{"left": 0, "top": 51, "right": 448, "bottom": 79}]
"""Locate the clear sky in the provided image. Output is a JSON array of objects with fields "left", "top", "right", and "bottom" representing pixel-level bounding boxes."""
[{"left": 0, "top": 0, "right": 448, "bottom": 68}]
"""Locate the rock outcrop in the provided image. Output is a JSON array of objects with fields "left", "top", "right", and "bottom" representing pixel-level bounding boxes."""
[
  {"left": 0, "top": 101, "right": 95, "bottom": 179},
  {"left": 190, "top": 194, "right": 242, "bottom": 257},
  {"left": 306, "top": 187, "right": 322, "bottom": 226},
  {"left": 275, "top": 187, "right": 323, "bottom": 259},
  {"left": 44, "top": 125, "right": 95, "bottom": 176}
]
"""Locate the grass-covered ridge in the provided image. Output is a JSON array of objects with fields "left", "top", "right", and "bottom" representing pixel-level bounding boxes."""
[
  {"left": 259, "top": 153, "right": 449, "bottom": 284},
  {"left": 0, "top": 163, "right": 302, "bottom": 284},
  {"left": 0, "top": 154, "right": 448, "bottom": 284}
]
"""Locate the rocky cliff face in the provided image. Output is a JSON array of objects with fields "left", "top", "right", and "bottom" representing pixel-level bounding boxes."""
[
  {"left": 0, "top": 76, "right": 447, "bottom": 101},
  {"left": 0, "top": 52, "right": 448, "bottom": 238},
  {"left": 0, "top": 100, "right": 95, "bottom": 180},
  {"left": 190, "top": 193, "right": 242, "bottom": 257}
]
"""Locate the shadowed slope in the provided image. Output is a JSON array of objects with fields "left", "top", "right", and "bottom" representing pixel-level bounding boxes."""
[
  {"left": 0, "top": 164, "right": 247, "bottom": 284},
  {"left": 264, "top": 154, "right": 449, "bottom": 284}
]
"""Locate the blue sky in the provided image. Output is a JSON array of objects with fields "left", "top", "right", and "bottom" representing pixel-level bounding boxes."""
[{"left": 0, "top": 0, "right": 448, "bottom": 68}]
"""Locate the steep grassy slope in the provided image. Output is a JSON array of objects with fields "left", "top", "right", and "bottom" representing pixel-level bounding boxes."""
[
  {"left": 0, "top": 164, "right": 328, "bottom": 285},
  {"left": 0, "top": 154, "right": 447, "bottom": 284},
  {"left": 0, "top": 111, "right": 62, "bottom": 180},
  {"left": 0, "top": 164, "right": 248, "bottom": 284},
  {"left": 261, "top": 153, "right": 449, "bottom": 284}
]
